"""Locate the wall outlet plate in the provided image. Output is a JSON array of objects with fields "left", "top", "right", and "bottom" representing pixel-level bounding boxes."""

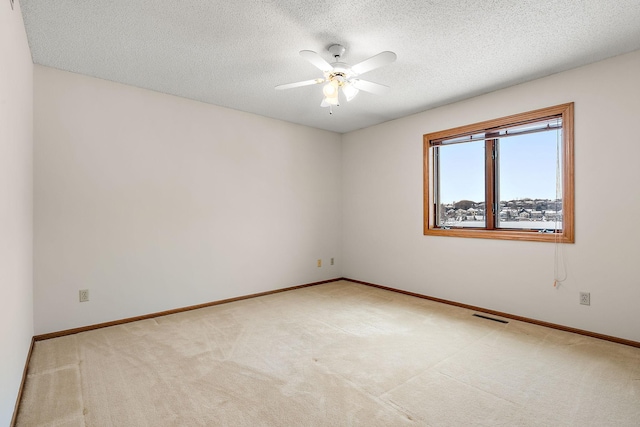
[
  {"left": 579, "top": 291, "right": 590, "bottom": 306},
  {"left": 79, "top": 289, "right": 89, "bottom": 302}
]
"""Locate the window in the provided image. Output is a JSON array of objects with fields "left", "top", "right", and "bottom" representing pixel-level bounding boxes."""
[{"left": 424, "top": 103, "right": 574, "bottom": 243}]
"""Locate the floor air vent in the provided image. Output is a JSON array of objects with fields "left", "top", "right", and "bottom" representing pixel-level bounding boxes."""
[{"left": 473, "top": 313, "right": 509, "bottom": 324}]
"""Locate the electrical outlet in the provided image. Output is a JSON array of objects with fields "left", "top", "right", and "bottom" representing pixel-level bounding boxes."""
[
  {"left": 317, "top": 259, "right": 322, "bottom": 268},
  {"left": 79, "top": 289, "right": 89, "bottom": 302},
  {"left": 579, "top": 292, "right": 590, "bottom": 306},
  {"left": 330, "top": 257, "right": 334, "bottom": 266}
]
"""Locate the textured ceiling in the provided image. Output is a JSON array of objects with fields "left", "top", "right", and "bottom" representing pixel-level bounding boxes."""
[{"left": 20, "top": 0, "right": 640, "bottom": 133}]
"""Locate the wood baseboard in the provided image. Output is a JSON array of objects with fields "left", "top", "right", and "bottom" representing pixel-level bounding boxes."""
[
  {"left": 344, "top": 278, "right": 640, "bottom": 349},
  {"left": 11, "top": 337, "right": 35, "bottom": 427},
  {"left": 36, "top": 276, "right": 639, "bottom": 348},
  {"left": 34, "top": 278, "right": 342, "bottom": 341}
]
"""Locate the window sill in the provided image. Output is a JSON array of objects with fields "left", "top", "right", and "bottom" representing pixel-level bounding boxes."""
[{"left": 424, "top": 227, "right": 574, "bottom": 243}]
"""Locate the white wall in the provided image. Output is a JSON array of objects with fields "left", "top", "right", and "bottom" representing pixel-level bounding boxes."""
[
  {"left": 29, "top": 33, "right": 640, "bottom": 346},
  {"left": 342, "top": 50, "right": 640, "bottom": 342},
  {"left": 34, "top": 66, "right": 342, "bottom": 334},
  {"left": 0, "top": 0, "right": 33, "bottom": 424}
]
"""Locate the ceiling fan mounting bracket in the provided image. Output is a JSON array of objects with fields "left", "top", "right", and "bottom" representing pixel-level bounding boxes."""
[{"left": 328, "top": 44, "right": 346, "bottom": 60}]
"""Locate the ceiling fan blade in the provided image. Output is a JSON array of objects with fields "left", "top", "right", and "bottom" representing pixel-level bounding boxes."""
[
  {"left": 351, "top": 79, "right": 390, "bottom": 95},
  {"left": 300, "top": 50, "right": 333, "bottom": 72},
  {"left": 351, "top": 51, "right": 397, "bottom": 75},
  {"left": 275, "top": 79, "right": 324, "bottom": 90}
]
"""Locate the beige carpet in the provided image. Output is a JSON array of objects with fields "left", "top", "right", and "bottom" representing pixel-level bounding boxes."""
[{"left": 16, "top": 281, "right": 640, "bottom": 426}]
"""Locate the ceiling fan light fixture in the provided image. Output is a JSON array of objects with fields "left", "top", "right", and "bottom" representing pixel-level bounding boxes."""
[
  {"left": 342, "top": 83, "right": 359, "bottom": 101},
  {"left": 322, "top": 82, "right": 338, "bottom": 97},
  {"left": 323, "top": 94, "right": 339, "bottom": 106}
]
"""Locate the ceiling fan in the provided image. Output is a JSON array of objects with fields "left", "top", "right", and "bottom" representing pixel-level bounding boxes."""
[{"left": 275, "top": 44, "right": 397, "bottom": 112}]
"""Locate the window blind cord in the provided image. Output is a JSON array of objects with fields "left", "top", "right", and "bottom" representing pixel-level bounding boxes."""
[{"left": 554, "top": 119, "right": 567, "bottom": 287}]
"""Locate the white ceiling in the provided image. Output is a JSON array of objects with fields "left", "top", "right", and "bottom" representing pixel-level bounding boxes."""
[{"left": 20, "top": 0, "right": 640, "bottom": 133}]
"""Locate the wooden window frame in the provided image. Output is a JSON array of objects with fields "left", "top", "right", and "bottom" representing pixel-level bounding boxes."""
[{"left": 423, "top": 103, "right": 574, "bottom": 243}]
